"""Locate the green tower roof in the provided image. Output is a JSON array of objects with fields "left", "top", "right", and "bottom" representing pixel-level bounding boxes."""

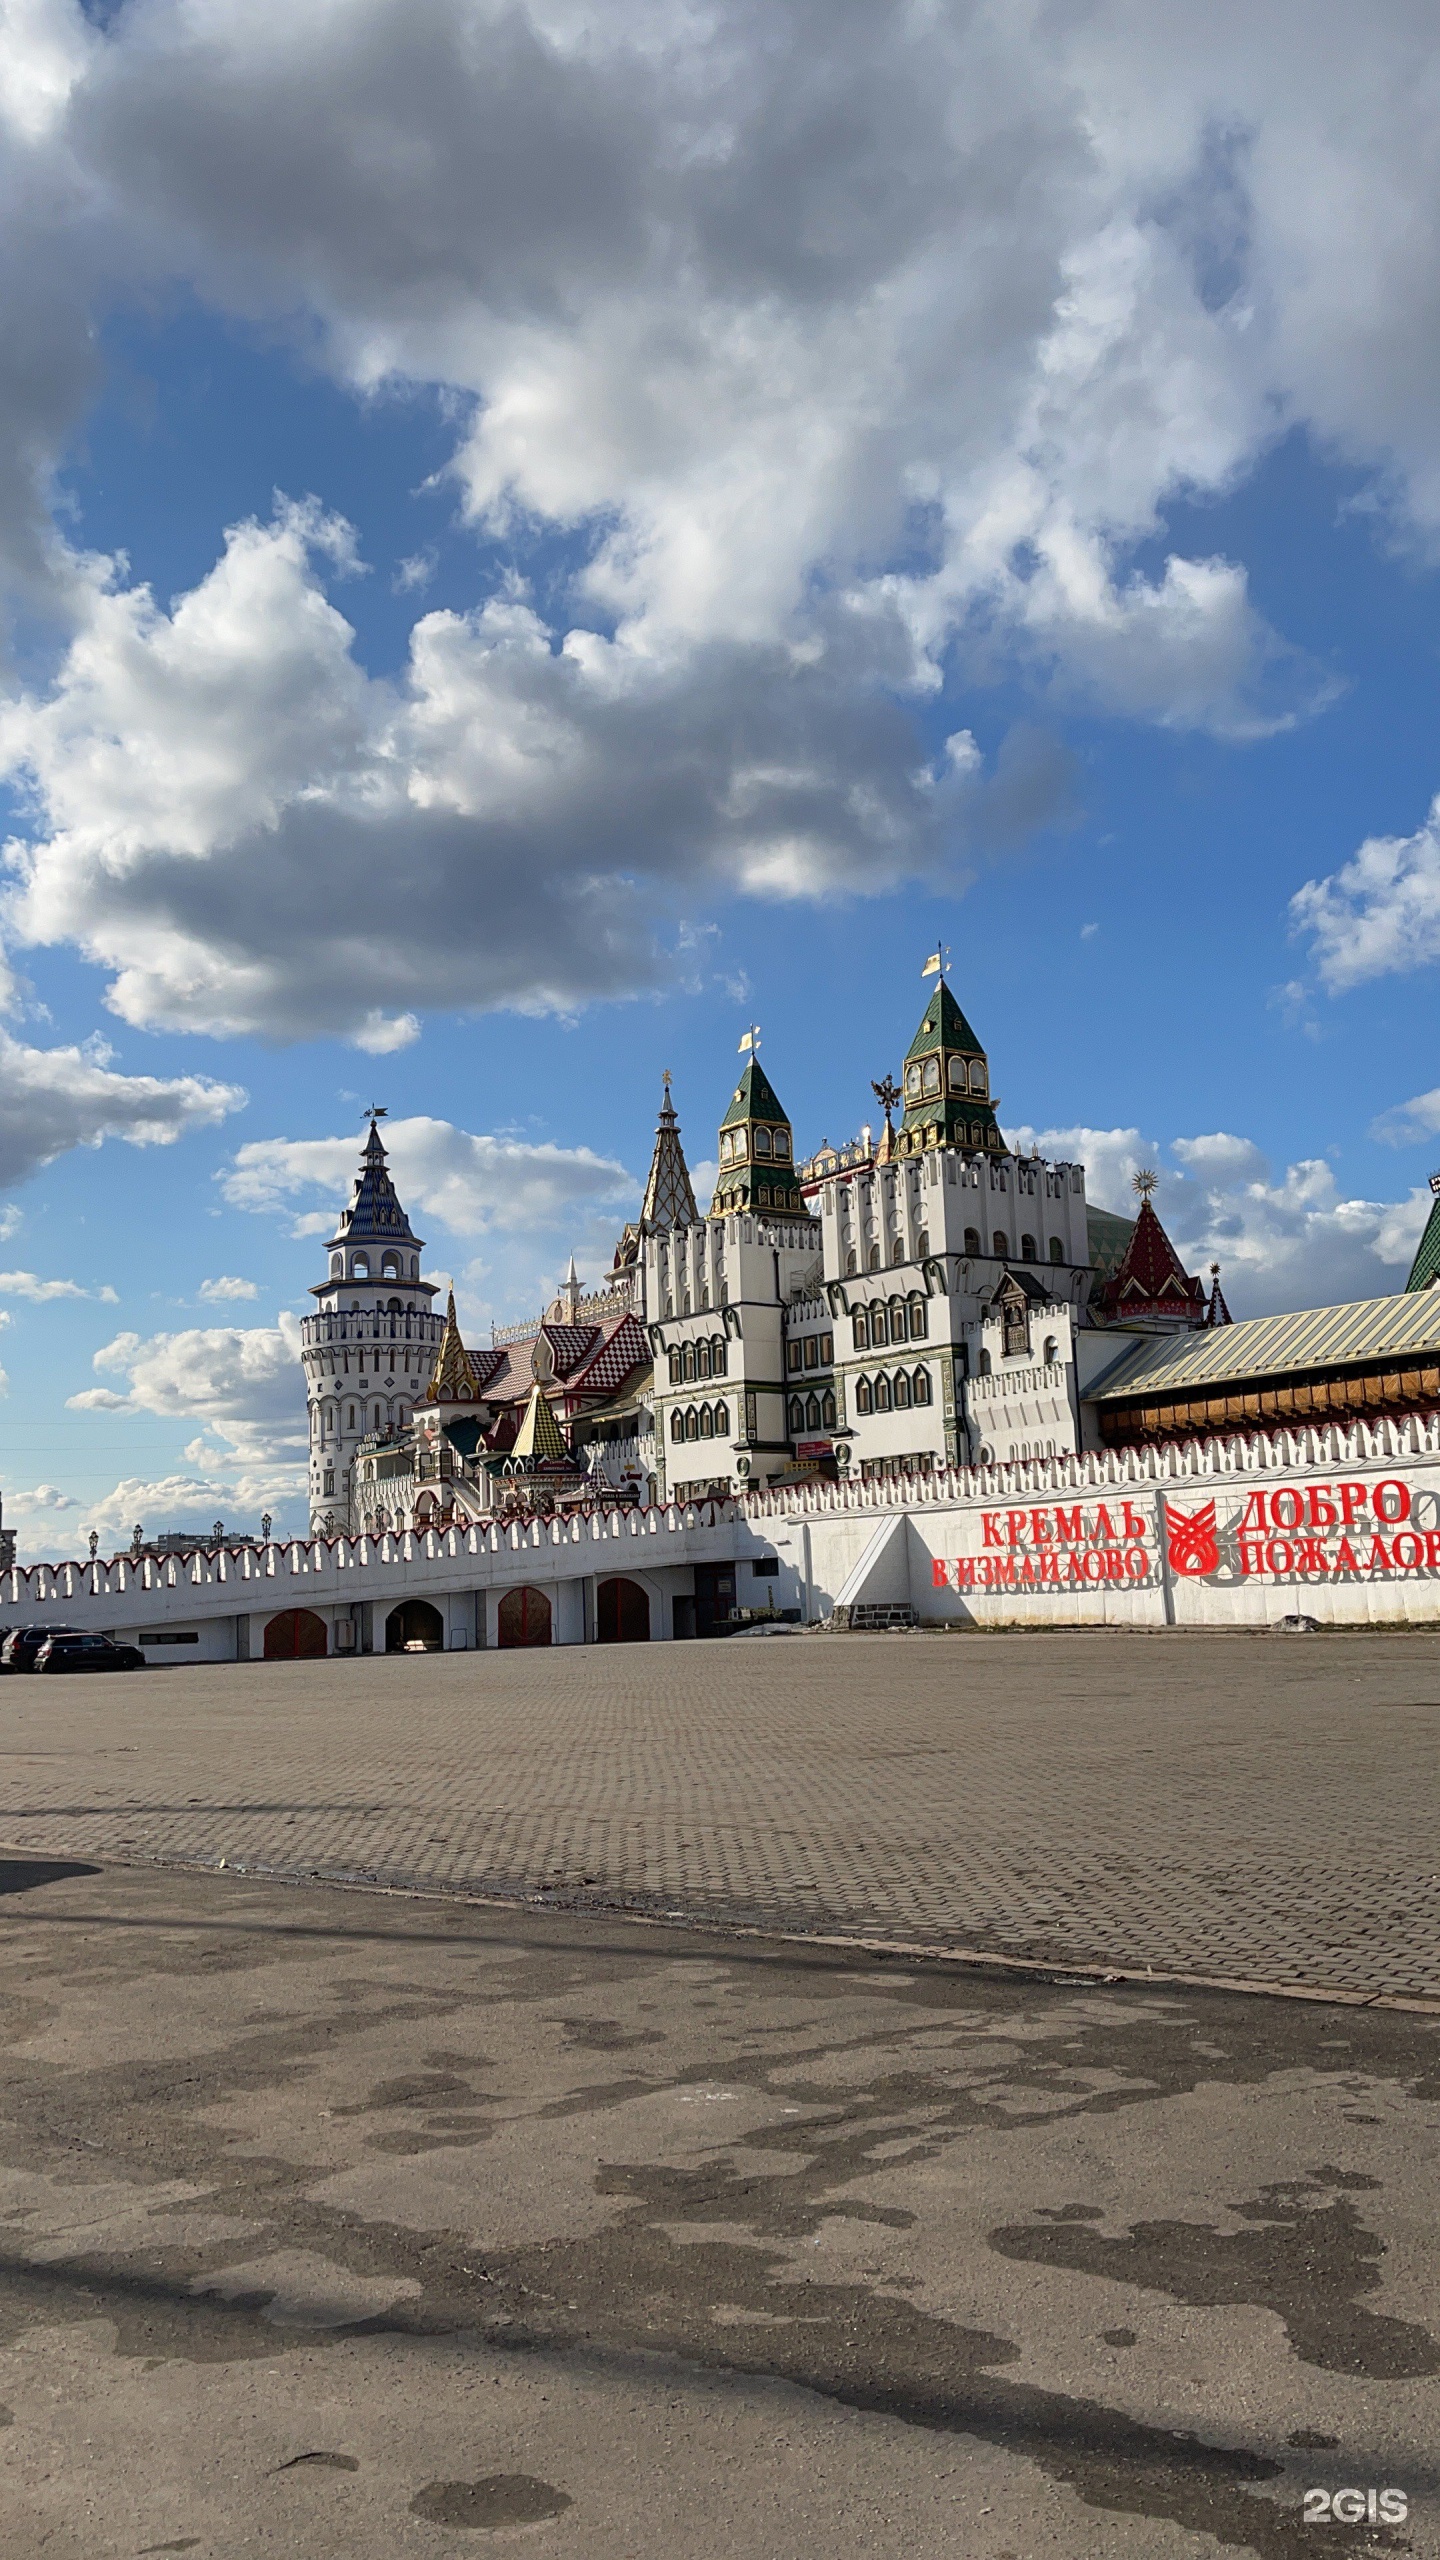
[
  {"left": 1406, "top": 1187, "right": 1440, "bottom": 1293},
  {"left": 711, "top": 1053, "right": 803, "bottom": 1218},
  {"left": 904, "top": 980, "right": 986, "bottom": 1065},
  {"left": 896, "top": 977, "right": 1003, "bottom": 1155},
  {"left": 720, "top": 1055, "right": 790, "bottom": 1131}
]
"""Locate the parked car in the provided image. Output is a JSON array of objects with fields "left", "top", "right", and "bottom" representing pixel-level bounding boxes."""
[
  {"left": 2, "top": 1625, "right": 75, "bottom": 1671},
  {"left": 33, "top": 1633, "right": 145, "bottom": 1674}
]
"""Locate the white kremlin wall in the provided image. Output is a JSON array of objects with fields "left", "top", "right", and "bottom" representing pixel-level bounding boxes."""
[{"left": 5, "top": 1409, "right": 1440, "bottom": 1654}]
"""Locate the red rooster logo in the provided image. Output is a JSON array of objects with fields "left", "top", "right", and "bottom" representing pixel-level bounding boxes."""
[{"left": 1164, "top": 1499, "right": 1220, "bottom": 1578}]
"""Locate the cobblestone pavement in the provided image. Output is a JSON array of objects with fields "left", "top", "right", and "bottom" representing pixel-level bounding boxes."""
[{"left": 0, "top": 1630, "right": 1438, "bottom": 1998}]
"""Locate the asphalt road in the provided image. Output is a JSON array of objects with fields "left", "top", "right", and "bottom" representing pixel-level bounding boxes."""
[{"left": 2, "top": 1856, "right": 1439, "bottom": 2560}]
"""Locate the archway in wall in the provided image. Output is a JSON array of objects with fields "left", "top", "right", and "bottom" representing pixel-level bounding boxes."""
[
  {"left": 597, "top": 1576, "right": 650, "bottom": 1644},
  {"left": 264, "top": 1608, "right": 327, "bottom": 1661},
  {"left": 498, "top": 1585, "right": 552, "bottom": 1649},
  {"left": 386, "top": 1599, "right": 445, "bottom": 1653}
]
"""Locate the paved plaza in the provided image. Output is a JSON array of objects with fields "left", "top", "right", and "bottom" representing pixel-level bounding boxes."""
[
  {"left": 4, "top": 1635, "right": 1440, "bottom": 2557},
  {"left": 3, "top": 1857, "right": 1440, "bottom": 2560},
  {"left": 1, "top": 1630, "right": 1439, "bottom": 1997}
]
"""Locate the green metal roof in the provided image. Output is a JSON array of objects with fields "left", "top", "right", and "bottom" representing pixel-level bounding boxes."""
[
  {"left": 1086, "top": 1205, "right": 1136, "bottom": 1280},
  {"left": 720, "top": 1055, "right": 790, "bottom": 1131},
  {"left": 1089, "top": 1290, "right": 1440, "bottom": 1404},
  {"left": 904, "top": 979, "right": 985, "bottom": 1064},
  {"left": 1406, "top": 1190, "right": 1440, "bottom": 1293}
]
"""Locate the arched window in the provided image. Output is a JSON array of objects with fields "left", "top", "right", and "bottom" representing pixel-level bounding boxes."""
[
  {"left": 890, "top": 1236, "right": 904, "bottom": 1263},
  {"left": 682, "top": 1343, "right": 696, "bottom": 1382},
  {"left": 347, "top": 1404, "right": 356, "bottom": 1428},
  {"left": 894, "top": 1371, "right": 913, "bottom": 1410},
  {"left": 1003, "top": 1297, "right": 1030, "bottom": 1358},
  {"left": 821, "top": 1387, "right": 836, "bottom": 1428},
  {"left": 875, "top": 1374, "right": 893, "bottom": 1412},
  {"left": 855, "top": 1375, "right": 873, "bottom": 1415},
  {"left": 992, "top": 1231, "right": 1009, "bottom": 1259},
  {"left": 373, "top": 1404, "right": 382, "bottom": 1430},
  {"left": 699, "top": 1405, "right": 714, "bottom": 1439},
  {"left": 805, "top": 1393, "right": 821, "bottom": 1430},
  {"left": 1043, "top": 1336, "right": 1058, "bottom": 1366},
  {"left": 916, "top": 1230, "right": 929, "bottom": 1258},
  {"left": 714, "top": 1401, "right": 729, "bottom": 1435},
  {"left": 753, "top": 1125, "right": 772, "bottom": 1157},
  {"left": 411, "top": 1256, "right": 418, "bottom": 1278},
  {"left": 788, "top": 1395, "right": 805, "bottom": 1434},
  {"left": 397, "top": 1406, "right": 408, "bottom": 1428},
  {"left": 330, "top": 1254, "right": 342, "bottom": 1278},
  {"left": 712, "top": 1338, "right": 727, "bottom": 1376},
  {"left": 969, "top": 1059, "right": 987, "bottom": 1093},
  {"left": 922, "top": 1056, "right": 941, "bottom": 1095},
  {"left": 889, "top": 1296, "right": 907, "bottom": 1341},
  {"left": 908, "top": 1293, "right": 927, "bottom": 1339},
  {"left": 669, "top": 1350, "right": 681, "bottom": 1386},
  {"left": 381, "top": 1254, "right": 400, "bottom": 1278},
  {"left": 853, "top": 1308, "right": 870, "bottom": 1350},
  {"left": 914, "top": 1367, "right": 932, "bottom": 1405},
  {"left": 1021, "top": 1233, "right": 1037, "bottom": 1262},
  {"left": 1049, "top": 1236, "right": 1064, "bottom": 1264},
  {"left": 871, "top": 1303, "right": 889, "bottom": 1347},
  {"left": 869, "top": 1243, "right": 881, "bottom": 1270},
  {"left": 697, "top": 1340, "right": 711, "bottom": 1379},
  {"left": 685, "top": 1409, "right": 699, "bottom": 1440},
  {"left": 671, "top": 1408, "right": 684, "bottom": 1441},
  {"left": 845, "top": 1249, "right": 857, "bottom": 1275},
  {"left": 964, "top": 1227, "right": 981, "bottom": 1257},
  {"left": 978, "top": 1350, "right": 991, "bottom": 1378},
  {"left": 352, "top": 1254, "right": 369, "bottom": 1279}
]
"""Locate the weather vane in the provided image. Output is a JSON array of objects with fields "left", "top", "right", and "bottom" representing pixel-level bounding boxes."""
[
  {"left": 738, "top": 1024, "right": 762, "bottom": 1055},
  {"left": 921, "top": 942, "right": 951, "bottom": 981},
  {"left": 367, "top": 1103, "right": 388, "bottom": 1123},
  {"left": 1132, "top": 1168, "right": 1159, "bottom": 1202}
]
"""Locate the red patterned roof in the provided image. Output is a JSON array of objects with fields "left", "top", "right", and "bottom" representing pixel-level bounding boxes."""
[
  {"left": 1094, "top": 1198, "right": 1205, "bottom": 1324},
  {"left": 567, "top": 1311, "right": 650, "bottom": 1396},
  {"left": 541, "top": 1321, "right": 602, "bottom": 1379}
]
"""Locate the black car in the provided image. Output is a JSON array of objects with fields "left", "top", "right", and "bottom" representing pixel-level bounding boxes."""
[
  {"left": 2, "top": 1625, "right": 75, "bottom": 1671},
  {"left": 33, "top": 1633, "right": 145, "bottom": 1674}
]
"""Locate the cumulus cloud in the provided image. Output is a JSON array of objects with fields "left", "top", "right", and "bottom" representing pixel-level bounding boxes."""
[
  {"left": 0, "top": 1024, "right": 243, "bottom": 1189},
  {"left": 1291, "top": 795, "right": 1440, "bottom": 991},
  {"left": 1014, "top": 1119, "right": 1430, "bottom": 1315},
  {"left": 2, "top": 506, "right": 1070, "bottom": 1040},
  {"left": 1373, "top": 1087, "right": 1440, "bottom": 1149},
  {"left": 198, "top": 1274, "right": 258, "bottom": 1301},
  {"left": 0, "top": 1267, "right": 115, "bottom": 1301},
  {"left": 6, "top": 4, "right": 1440, "bottom": 1024},
  {"left": 222, "top": 1111, "right": 637, "bottom": 1240},
  {"left": 67, "top": 1315, "right": 308, "bottom": 1478}
]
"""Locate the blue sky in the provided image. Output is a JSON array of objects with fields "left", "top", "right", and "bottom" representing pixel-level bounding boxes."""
[{"left": 3, "top": 0, "right": 1440, "bottom": 1553}]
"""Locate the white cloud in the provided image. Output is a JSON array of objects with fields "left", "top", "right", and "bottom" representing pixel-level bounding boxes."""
[
  {"left": 198, "top": 1274, "right": 258, "bottom": 1301},
  {"left": 2, "top": 507, "right": 1067, "bottom": 1041},
  {"left": 1014, "top": 1119, "right": 1430, "bottom": 1316},
  {"left": 0, "top": 1024, "right": 244, "bottom": 1189},
  {"left": 13, "top": 6, "right": 1440, "bottom": 1026},
  {"left": 66, "top": 1315, "right": 308, "bottom": 1479},
  {"left": 1373, "top": 1088, "right": 1440, "bottom": 1149},
  {"left": 222, "top": 1112, "right": 637, "bottom": 1240},
  {"left": 1291, "top": 795, "right": 1440, "bottom": 991},
  {"left": 0, "top": 1267, "right": 116, "bottom": 1302}
]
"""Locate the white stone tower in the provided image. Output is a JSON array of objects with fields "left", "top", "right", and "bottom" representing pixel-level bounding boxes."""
[{"left": 300, "top": 1115, "right": 444, "bottom": 1533}]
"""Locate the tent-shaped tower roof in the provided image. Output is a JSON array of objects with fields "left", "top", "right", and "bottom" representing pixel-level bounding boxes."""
[
  {"left": 1092, "top": 1180, "right": 1206, "bottom": 1328},
  {"left": 640, "top": 1074, "right": 699, "bottom": 1230}
]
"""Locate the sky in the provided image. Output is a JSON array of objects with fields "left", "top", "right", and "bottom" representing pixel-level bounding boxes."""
[{"left": 4, "top": 0, "right": 1440, "bottom": 1556}]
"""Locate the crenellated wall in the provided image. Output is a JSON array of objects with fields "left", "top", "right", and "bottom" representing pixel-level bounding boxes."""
[{"left": 9, "top": 1406, "right": 1440, "bottom": 1650}]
